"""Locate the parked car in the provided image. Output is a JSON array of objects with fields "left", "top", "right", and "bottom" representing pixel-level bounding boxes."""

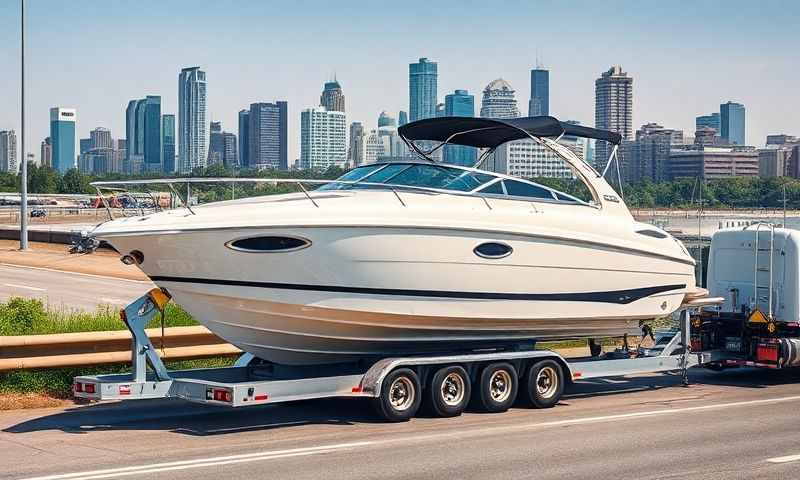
[{"left": 30, "top": 208, "right": 47, "bottom": 218}]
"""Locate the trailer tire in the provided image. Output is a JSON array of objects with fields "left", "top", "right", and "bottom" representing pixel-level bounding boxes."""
[
  {"left": 523, "top": 359, "right": 564, "bottom": 409},
  {"left": 425, "top": 366, "right": 471, "bottom": 417},
  {"left": 474, "top": 362, "right": 518, "bottom": 413},
  {"left": 373, "top": 368, "right": 421, "bottom": 422}
]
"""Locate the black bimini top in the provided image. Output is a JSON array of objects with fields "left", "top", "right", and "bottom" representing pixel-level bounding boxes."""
[{"left": 398, "top": 116, "right": 622, "bottom": 149}]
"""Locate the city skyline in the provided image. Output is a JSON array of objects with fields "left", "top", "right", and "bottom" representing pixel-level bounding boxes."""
[{"left": 0, "top": 1, "right": 798, "bottom": 166}]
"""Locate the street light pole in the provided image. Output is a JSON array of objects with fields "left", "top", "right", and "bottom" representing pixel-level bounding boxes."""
[{"left": 19, "top": 0, "right": 28, "bottom": 250}]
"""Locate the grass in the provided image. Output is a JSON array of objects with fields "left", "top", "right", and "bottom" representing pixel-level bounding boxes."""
[
  {"left": 0, "top": 297, "right": 213, "bottom": 401},
  {"left": 0, "top": 358, "right": 236, "bottom": 399},
  {"left": 0, "top": 297, "right": 196, "bottom": 336}
]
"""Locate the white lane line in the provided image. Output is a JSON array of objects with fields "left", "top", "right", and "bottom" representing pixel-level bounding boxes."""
[
  {"left": 2, "top": 283, "right": 46, "bottom": 292},
  {"left": 0, "top": 263, "right": 152, "bottom": 284},
  {"left": 19, "top": 395, "right": 800, "bottom": 480},
  {"left": 19, "top": 442, "right": 372, "bottom": 480},
  {"left": 766, "top": 454, "right": 800, "bottom": 464}
]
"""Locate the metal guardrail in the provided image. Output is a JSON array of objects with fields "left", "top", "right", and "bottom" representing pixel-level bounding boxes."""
[{"left": 0, "top": 326, "right": 241, "bottom": 371}]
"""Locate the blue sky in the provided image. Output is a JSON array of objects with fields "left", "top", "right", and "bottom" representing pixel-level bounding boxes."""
[{"left": 1, "top": 0, "right": 798, "bottom": 164}]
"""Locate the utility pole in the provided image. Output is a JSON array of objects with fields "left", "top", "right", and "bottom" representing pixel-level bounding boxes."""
[{"left": 19, "top": 0, "right": 28, "bottom": 250}]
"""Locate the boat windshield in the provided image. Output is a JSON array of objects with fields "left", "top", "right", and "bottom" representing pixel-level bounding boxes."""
[{"left": 320, "top": 163, "right": 497, "bottom": 192}]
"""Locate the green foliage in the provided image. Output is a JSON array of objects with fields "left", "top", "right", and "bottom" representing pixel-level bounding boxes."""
[
  {"left": 0, "top": 297, "right": 195, "bottom": 336},
  {"left": 0, "top": 358, "right": 234, "bottom": 398}
]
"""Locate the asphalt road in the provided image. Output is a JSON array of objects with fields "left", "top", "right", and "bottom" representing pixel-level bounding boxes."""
[
  {"left": 2, "top": 367, "right": 800, "bottom": 480},
  {"left": 0, "top": 263, "right": 152, "bottom": 311}
]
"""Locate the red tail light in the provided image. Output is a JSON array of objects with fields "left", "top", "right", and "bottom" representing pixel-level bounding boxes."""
[
  {"left": 757, "top": 344, "right": 779, "bottom": 363},
  {"left": 74, "top": 382, "right": 83, "bottom": 393},
  {"left": 212, "top": 389, "right": 232, "bottom": 402},
  {"left": 83, "top": 383, "right": 96, "bottom": 394}
]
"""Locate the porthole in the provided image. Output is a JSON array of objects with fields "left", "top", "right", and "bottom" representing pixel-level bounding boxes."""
[
  {"left": 474, "top": 242, "right": 513, "bottom": 259},
  {"left": 225, "top": 235, "right": 311, "bottom": 253}
]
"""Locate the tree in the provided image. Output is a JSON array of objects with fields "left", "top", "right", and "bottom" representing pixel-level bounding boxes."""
[{"left": 58, "top": 169, "right": 92, "bottom": 194}]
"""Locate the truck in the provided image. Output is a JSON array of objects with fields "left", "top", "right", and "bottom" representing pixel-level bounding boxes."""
[{"left": 692, "top": 224, "right": 800, "bottom": 370}]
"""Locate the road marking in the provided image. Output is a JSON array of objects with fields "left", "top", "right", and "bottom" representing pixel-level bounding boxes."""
[
  {"left": 99, "top": 297, "right": 130, "bottom": 305},
  {"left": 767, "top": 454, "right": 800, "bottom": 464},
  {"left": 19, "top": 442, "right": 373, "bottom": 480},
  {"left": 0, "top": 263, "right": 152, "bottom": 284},
  {"left": 18, "top": 395, "right": 800, "bottom": 480},
  {"left": 2, "top": 283, "right": 46, "bottom": 292}
]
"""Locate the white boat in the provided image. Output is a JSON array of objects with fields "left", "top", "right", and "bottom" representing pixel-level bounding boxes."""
[{"left": 91, "top": 116, "right": 698, "bottom": 365}]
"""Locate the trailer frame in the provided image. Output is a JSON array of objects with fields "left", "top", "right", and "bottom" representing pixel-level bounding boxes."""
[{"left": 74, "top": 290, "right": 723, "bottom": 420}]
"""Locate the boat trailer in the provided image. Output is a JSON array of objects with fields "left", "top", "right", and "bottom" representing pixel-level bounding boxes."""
[{"left": 74, "top": 289, "right": 723, "bottom": 421}]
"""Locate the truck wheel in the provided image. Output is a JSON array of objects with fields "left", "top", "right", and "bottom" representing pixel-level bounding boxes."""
[
  {"left": 374, "top": 368, "right": 421, "bottom": 422},
  {"left": 523, "top": 359, "right": 564, "bottom": 409},
  {"left": 425, "top": 366, "right": 471, "bottom": 417},
  {"left": 474, "top": 362, "right": 518, "bottom": 413}
]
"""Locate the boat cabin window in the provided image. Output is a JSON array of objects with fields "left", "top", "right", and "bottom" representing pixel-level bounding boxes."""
[
  {"left": 502, "top": 180, "right": 555, "bottom": 200},
  {"left": 384, "top": 164, "right": 495, "bottom": 192},
  {"left": 336, "top": 164, "right": 382, "bottom": 182}
]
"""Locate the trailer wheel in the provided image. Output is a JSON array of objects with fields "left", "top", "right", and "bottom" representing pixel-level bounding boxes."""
[
  {"left": 474, "top": 362, "right": 518, "bottom": 413},
  {"left": 425, "top": 366, "right": 471, "bottom": 417},
  {"left": 523, "top": 359, "right": 564, "bottom": 409},
  {"left": 374, "top": 368, "right": 421, "bottom": 422}
]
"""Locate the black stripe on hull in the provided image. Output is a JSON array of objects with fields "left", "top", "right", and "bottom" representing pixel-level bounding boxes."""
[{"left": 150, "top": 276, "right": 686, "bottom": 305}]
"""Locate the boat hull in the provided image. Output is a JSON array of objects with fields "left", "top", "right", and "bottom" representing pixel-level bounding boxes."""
[{"left": 100, "top": 225, "right": 695, "bottom": 365}]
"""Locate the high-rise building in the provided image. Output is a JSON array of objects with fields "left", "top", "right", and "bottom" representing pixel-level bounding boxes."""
[
  {"left": 238, "top": 110, "right": 250, "bottom": 168},
  {"left": 300, "top": 106, "right": 346, "bottom": 170},
  {"left": 696, "top": 113, "right": 720, "bottom": 134},
  {"left": 90, "top": 127, "right": 112, "bottom": 150},
  {"left": 348, "top": 122, "right": 365, "bottom": 166},
  {"left": 50, "top": 107, "right": 77, "bottom": 173},
  {"left": 594, "top": 66, "right": 633, "bottom": 171},
  {"left": 178, "top": 66, "right": 207, "bottom": 173},
  {"left": 40, "top": 137, "right": 52, "bottom": 168},
  {"left": 320, "top": 80, "right": 345, "bottom": 112},
  {"left": 398, "top": 111, "right": 408, "bottom": 127},
  {"left": 621, "top": 123, "right": 683, "bottom": 182},
  {"left": 766, "top": 134, "right": 798, "bottom": 147},
  {"left": 248, "top": 101, "right": 288, "bottom": 170},
  {"left": 161, "top": 114, "right": 175, "bottom": 173},
  {"left": 528, "top": 68, "right": 549, "bottom": 117},
  {"left": 208, "top": 121, "right": 224, "bottom": 165},
  {"left": 378, "top": 111, "right": 396, "bottom": 130},
  {"left": 720, "top": 101, "right": 746, "bottom": 146},
  {"left": 409, "top": 58, "right": 437, "bottom": 122},
  {"left": 480, "top": 79, "right": 519, "bottom": 119},
  {"left": 0, "top": 130, "right": 18, "bottom": 173},
  {"left": 79, "top": 138, "right": 92, "bottom": 155},
  {"left": 222, "top": 132, "right": 237, "bottom": 168},
  {"left": 442, "top": 89, "right": 477, "bottom": 167},
  {"left": 125, "top": 96, "right": 162, "bottom": 173},
  {"left": 758, "top": 148, "right": 794, "bottom": 177},
  {"left": 364, "top": 130, "right": 387, "bottom": 165}
]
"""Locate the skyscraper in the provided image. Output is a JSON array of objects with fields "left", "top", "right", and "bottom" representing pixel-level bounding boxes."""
[
  {"left": 720, "top": 101, "right": 746, "bottom": 146},
  {"left": 178, "top": 66, "right": 207, "bottom": 173},
  {"left": 208, "top": 121, "right": 224, "bottom": 165},
  {"left": 238, "top": 110, "right": 250, "bottom": 167},
  {"left": 320, "top": 80, "right": 345, "bottom": 112},
  {"left": 378, "top": 111, "right": 396, "bottom": 130},
  {"left": 248, "top": 101, "right": 288, "bottom": 170},
  {"left": 223, "top": 132, "right": 237, "bottom": 168},
  {"left": 79, "top": 138, "right": 92, "bottom": 155},
  {"left": 528, "top": 68, "right": 549, "bottom": 117},
  {"left": 40, "top": 137, "right": 52, "bottom": 168},
  {"left": 125, "top": 96, "right": 162, "bottom": 173},
  {"left": 480, "top": 79, "right": 519, "bottom": 119},
  {"left": 50, "top": 107, "right": 77, "bottom": 173},
  {"left": 348, "top": 122, "right": 365, "bottom": 166},
  {"left": 89, "top": 127, "right": 112, "bottom": 150},
  {"left": 161, "top": 114, "right": 175, "bottom": 173},
  {"left": 300, "top": 106, "right": 346, "bottom": 170},
  {"left": 409, "top": 58, "right": 437, "bottom": 122},
  {"left": 398, "top": 111, "right": 408, "bottom": 127},
  {"left": 696, "top": 113, "right": 721, "bottom": 134},
  {"left": 0, "top": 130, "right": 18, "bottom": 173},
  {"left": 621, "top": 123, "right": 683, "bottom": 182},
  {"left": 443, "top": 89, "right": 477, "bottom": 166},
  {"left": 594, "top": 66, "right": 633, "bottom": 170}
]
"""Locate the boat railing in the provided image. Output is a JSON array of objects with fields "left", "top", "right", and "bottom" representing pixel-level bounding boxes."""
[{"left": 89, "top": 177, "right": 498, "bottom": 220}]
